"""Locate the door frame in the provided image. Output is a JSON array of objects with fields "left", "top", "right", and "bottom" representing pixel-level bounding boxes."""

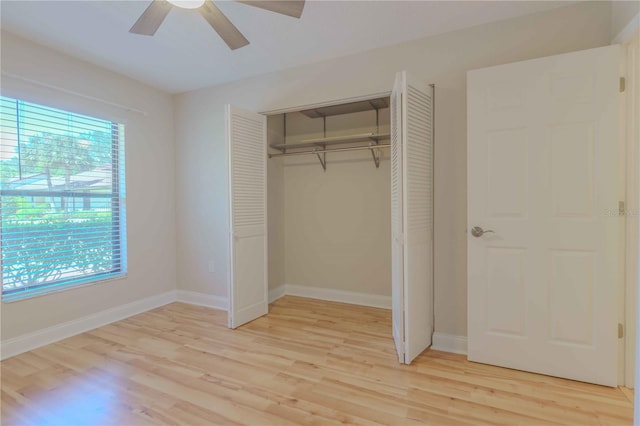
[
  {"left": 623, "top": 31, "right": 640, "bottom": 389},
  {"left": 260, "top": 92, "right": 392, "bottom": 116},
  {"left": 261, "top": 87, "right": 437, "bottom": 361}
]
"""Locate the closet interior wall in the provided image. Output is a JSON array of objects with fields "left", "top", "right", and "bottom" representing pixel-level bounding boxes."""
[
  {"left": 267, "top": 106, "right": 392, "bottom": 297},
  {"left": 267, "top": 115, "right": 286, "bottom": 294}
]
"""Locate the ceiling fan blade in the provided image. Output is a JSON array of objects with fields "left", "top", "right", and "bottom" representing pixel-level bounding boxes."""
[
  {"left": 235, "top": 1, "right": 305, "bottom": 19},
  {"left": 199, "top": 0, "right": 249, "bottom": 50},
  {"left": 129, "top": 0, "right": 173, "bottom": 36}
]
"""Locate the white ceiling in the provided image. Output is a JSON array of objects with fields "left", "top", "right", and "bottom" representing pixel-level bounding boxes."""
[{"left": 1, "top": 0, "right": 577, "bottom": 94}]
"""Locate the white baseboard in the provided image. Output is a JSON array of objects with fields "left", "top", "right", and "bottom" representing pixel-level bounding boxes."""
[
  {"left": 0, "top": 285, "right": 393, "bottom": 361},
  {"left": 283, "top": 284, "right": 391, "bottom": 309},
  {"left": 175, "top": 290, "right": 227, "bottom": 310},
  {"left": 184, "top": 284, "right": 389, "bottom": 310},
  {"left": 431, "top": 331, "right": 467, "bottom": 355},
  {"left": 0, "top": 290, "right": 177, "bottom": 360},
  {"left": 268, "top": 285, "right": 286, "bottom": 303}
]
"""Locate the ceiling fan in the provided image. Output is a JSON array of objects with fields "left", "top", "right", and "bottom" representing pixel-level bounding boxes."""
[{"left": 129, "top": 0, "right": 305, "bottom": 50}]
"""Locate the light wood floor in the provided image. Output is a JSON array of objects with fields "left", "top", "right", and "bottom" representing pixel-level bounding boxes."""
[{"left": 1, "top": 296, "right": 634, "bottom": 425}]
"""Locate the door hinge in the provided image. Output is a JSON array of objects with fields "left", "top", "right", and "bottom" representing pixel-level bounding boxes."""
[
  {"left": 620, "top": 77, "right": 626, "bottom": 93},
  {"left": 619, "top": 201, "right": 625, "bottom": 216},
  {"left": 618, "top": 323, "right": 624, "bottom": 339}
]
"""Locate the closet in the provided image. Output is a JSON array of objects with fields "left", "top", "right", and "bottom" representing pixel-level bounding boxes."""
[
  {"left": 225, "top": 71, "right": 434, "bottom": 364},
  {"left": 266, "top": 97, "right": 392, "bottom": 314}
]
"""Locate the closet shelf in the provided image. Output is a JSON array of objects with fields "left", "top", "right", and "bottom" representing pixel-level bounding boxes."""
[
  {"left": 269, "top": 132, "right": 390, "bottom": 152},
  {"left": 299, "top": 98, "right": 389, "bottom": 119}
]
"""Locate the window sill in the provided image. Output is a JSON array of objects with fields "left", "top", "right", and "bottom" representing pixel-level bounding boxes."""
[{"left": 2, "top": 273, "right": 128, "bottom": 303}]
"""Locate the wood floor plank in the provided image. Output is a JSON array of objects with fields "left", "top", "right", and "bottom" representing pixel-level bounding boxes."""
[{"left": 1, "top": 296, "right": 634, "bottom": 425}]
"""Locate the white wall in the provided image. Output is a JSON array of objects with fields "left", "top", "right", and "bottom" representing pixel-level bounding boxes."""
[
  {"left": 174, "top": 1, "right": 612, "bottom": 338},
  {"left": 0, "top": 31, "right": 177, "bottom": 341},
  {"left": 277, "top": 109, "right": 391, "bottom": 296},
  {"left": 611, "top": 0, "right": 640, "bottom": 42},
  {"left": 267, "top": 115, "right": 286, "bottom": 290}
]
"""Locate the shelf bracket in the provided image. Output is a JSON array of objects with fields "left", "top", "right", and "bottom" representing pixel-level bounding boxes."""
[
  {"left": 370, "top": 144, "right": 381, "bottom": 168},
  {"left": 314, "top": 148, "right": 327, "bottom": 171}
]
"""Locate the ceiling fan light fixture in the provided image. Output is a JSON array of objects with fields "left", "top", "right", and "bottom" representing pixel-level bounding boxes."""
[
  {"left": 130, "top": 0, "right": 305, "bottom": 49},
  {"left": 167, "top": 0, "right": 205, "bottom": 9}
]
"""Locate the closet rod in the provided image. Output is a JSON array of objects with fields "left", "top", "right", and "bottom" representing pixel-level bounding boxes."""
[{"left": 268, "top": 144, "right": 390, "bottom": 158}]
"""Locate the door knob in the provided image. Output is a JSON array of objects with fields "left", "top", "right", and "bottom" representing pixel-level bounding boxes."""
[{"left": 471, "top": 226, "right": 495, "bottom": 238}]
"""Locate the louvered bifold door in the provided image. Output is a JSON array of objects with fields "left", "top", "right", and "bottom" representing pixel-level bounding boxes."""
[
  {"left": 399, "top": 71, "right": 434, "bottom": 363},
  {"left": 390, "top": 73, "right": 406, "bottom": 363},
  {"left": 226, "top": 105, "right": 268, "bottom": 329}
]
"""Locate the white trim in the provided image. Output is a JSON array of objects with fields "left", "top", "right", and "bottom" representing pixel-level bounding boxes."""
[
  {"left": 260, "top": 91, "right": 392, "bottom": 116},
  {"left": 624, "top": 31, "right": 640, "bottom": 390},
  {"left": 224, "top": 104, "right": 233, "bottom": 329},
  {"left": 1, "top": 70, "right": 148, "bottom": 116},
  {"left": 431, "top": 332, "right": 468, "bottom": 355},
  {"left": 261, "top": 284, "right": 392, "bottom": 309},
  {"left": 175, "top": 290, "right": 227, "bottom": 310},
  {"left": 268, "top": 285, "right": 286, "bottom": 303},
  {"left": 2, "top": 273, "right": 127, "bottom": 304},
  {"left": 614, "top": 12, "right": 640, "bottom": 44},
  {"left": 0, "top": 290, "right": 176, "bottom": 360},
  {"left": 283, "top": 283, "right": 391, "bottom": 309},
  {"left": 0, "top": 286, "right": 469, "bottom": 361}
]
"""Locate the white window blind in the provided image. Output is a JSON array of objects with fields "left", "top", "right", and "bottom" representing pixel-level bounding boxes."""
[{"left": 0, "top": 96, "right": 127, "bottom": 301}]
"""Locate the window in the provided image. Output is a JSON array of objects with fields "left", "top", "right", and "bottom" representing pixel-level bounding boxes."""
[{"left": 0, "top": 96, "right": 127, "bottom": 301}]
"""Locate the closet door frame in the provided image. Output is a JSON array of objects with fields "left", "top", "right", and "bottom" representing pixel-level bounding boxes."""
[
  {"left": 391, "top": 74, "right": 406, "bottom": 363},
  {"left": 260, "top": 93, "right": 392, "bottom": 116},
  {"left": 261, "top": 83, "right": 433, "bottom": 365}
]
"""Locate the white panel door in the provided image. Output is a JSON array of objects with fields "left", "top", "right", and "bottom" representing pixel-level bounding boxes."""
[
  {"left": 226, "top": 105, "right": 268, "bottom": 329},
  {"left": 391, "top": 71, "right": 434, "bottom": 364},
  {"left": 467, "top": 45, "right": 622, "bottom": 386}
]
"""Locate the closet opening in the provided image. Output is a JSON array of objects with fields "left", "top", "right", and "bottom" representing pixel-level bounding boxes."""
[
  {"left": 226, "top": 73, "right": 432, "bottom": 362},
  {"left": 265, "top": 96, "right": 393, "bottom": 313}
]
